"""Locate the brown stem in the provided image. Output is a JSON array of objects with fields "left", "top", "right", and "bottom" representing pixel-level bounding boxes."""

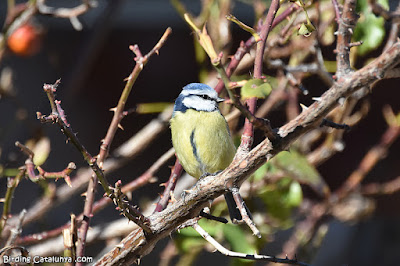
[
  {"left": 331, "top": 0, "right": 341, "bottom": 23},
  {"left": 214, "top": 3, "right": 298, "bottom": 94},
  {"left": 362, "top": 175, "right": 400, "bottom": 196},
  {"left": 335, "top": 0, "right": 357, "bottom": 78},
  {"left": 6, "top": 107, "right": 172, "bottom": 244},
  {"left": 153, "top": 159, "right": 183, "bottom": 213},
  {"left": 0, "top": 168, "right": 25, "bottom": 235},
  {"left": 335, "top": 121, "right": 400, "bottom": 199},
  {"left": 16, "top": 146, "right": 174, "bottom": 246},
  {"left": 230, "top": 187, "right": 260, "bottom": 237},
  {"left": 241, "top": 0, "right": 280, "bottom": 151},
  {"left": 75, "top": 28, "right": 172, "bottom": 262}
]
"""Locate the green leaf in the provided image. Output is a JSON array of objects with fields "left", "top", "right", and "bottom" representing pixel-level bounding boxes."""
[
  {"left": 356, "top": 0, "right": 388, "bottom": 12},
  {"left": 320, "top": 23, "right": 335, "bottom": 46},
  {"left": 31, "top": 137, "right": 50, "bottom": 166},
  {"left": 253, "top": 160, "right": 280, "bottom": 181},
  {"left": 241, "top": 79, "right": 272, "bottom": 100},
  {"left": 286, "top": 181, "right": 303, "bottom": 207},
  {"left": 136, "top": 102, "right": 171, "bottom": 114},
  {"left": 271, "top": 150, "right": 329, "bottom": 197},
  {"left": 353, "top": 0, "right": 388, "bottom": 56},
  {"left": 178, "top": 226, "right": 203, "bottom": 237},
  {"left": 175, "top": 227, "right": 206, "bottom": 254},
  {"left": 253, "top": 163, "right": 269, "bottom": 181},
  {"left": 298, "top": 22, "right": 316, "bottom": 37},
  {"left": 323, "top": 60, "right": 337, "bottom": 73},
  {"left": 0, "top": 167, "right": 20, "bottom": 178},
  {"left": 178, "top": 219, "right": 220, "bottom": 237},
  {"left": 258, "top": 177, "right": 299, "bottom": 225},
  {"left": 176, "top": 236, "right": 205, "bottom": 253},
  {"left": 197, "top": 219, "right": 220, "bottom": 235},
  {"left": 223, "top": 224, "right": 256, "bottom": 264}
]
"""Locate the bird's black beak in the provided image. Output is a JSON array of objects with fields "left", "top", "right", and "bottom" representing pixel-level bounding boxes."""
[{"left": 217, "top": 97, "right": 225, "bottom": 103}]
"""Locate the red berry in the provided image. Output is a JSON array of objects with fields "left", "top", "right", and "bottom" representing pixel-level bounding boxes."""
[{"left": 7, "top": 23, "right": 41, "bottom": 56}]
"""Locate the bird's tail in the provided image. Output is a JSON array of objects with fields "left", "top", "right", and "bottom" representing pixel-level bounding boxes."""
[{"left": 224, "top": 191, "right": 252, "bottom": 223}]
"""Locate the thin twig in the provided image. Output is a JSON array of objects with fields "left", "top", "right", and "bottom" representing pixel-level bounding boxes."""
[
  {"left": 153, "top": 158, "right": 183, "bottom": 213},
  {"left": 335, "top": 0, "right": 357, "bottom": 78},
  {"left": 231, "top": 187, "right": 260, "bottom": 238},
  {"left": 193, "top": 222, "right": 311, "bottom": 265},
  {"left": 331, "top": 0, "right": 341, "bottom": 23},
  {"left": 38, "top": 80, "right": 154, "bottom": 257},
  {"left": 38, "top": 81, "right": 114, "bottom": 261},
  {"left": 62, "top": 214, "right": 77, "bottom": 265},
  {"left": 335, "top": 111, "right": 400, "bottom": 199},
  {"left": 5, "top": 209, "right": 26, "bottom": 247},
  {"left": 221, "top": 0, "right": 279, "bottom": 235},
  {"left": 37, "top": 0, "right": 94, "bottom": 18},
  {"left": 0, "top": 168, "right": 25, "bottom": 235},
  {"left": 383, "top": 1, "right": 400, "bottom": 51},
  {"left": 0, "top": 1, "right": 36, "bottom": 60},
  {"left": 36, "top": 0, "right": 95, "bottom": 30},
  {"left": 14, "top": 141, "right": 34, "bottom": 158},
  {"left": 38, "top": 81, "right": 112, "bottom": 194},
  {"left": 214, "top": 2, "right": 299, "bottom": 95},
  {"left": 362, "top": 176, "right": 400, "bottom": 196},
  {"left": 17, "top": 142, "right": 174, "bottom": 246},
  {"left": 273, "top": 202, "right": 326, "bottom": 266},
  {"left": 113, "top": 180, "right": 151, "bottom": 233},
  {"left": 74, "top": 27, "right": 172, "bottom": 261},
  {"left": 240, "top": 0, "right": 280, "bottom": 151}
]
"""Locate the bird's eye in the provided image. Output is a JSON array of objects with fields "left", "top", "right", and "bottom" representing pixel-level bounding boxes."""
[{"left": 199, "top": 94, "right": 212, "bottom": 101}]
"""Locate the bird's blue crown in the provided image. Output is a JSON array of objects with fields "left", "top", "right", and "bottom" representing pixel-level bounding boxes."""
[{"left": 173, "top": 83, "right": 221, "bottom": 115}]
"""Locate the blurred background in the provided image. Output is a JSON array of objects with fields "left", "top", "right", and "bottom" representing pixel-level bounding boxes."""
[{"left": 1, "top": 0, "right": 400, "bottom": 265}]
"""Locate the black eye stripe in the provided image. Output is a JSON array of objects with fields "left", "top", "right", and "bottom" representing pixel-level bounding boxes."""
[{"left": 198, "top": 94, "right": 213, "bottom": 101}]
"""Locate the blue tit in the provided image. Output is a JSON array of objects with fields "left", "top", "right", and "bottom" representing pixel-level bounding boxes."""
[{"left": 170, "top": 83, "right": 242, "bottom": 221}]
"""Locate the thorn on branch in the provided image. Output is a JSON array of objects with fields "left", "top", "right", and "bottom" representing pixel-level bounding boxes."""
[
  {"left": 111, "top": 180, "right": 152, "bottom": 234},
  {"left": 299, "top": 103, "right": 309, "bottom": 112},
  {"left": 348, "top": 41, "right": 363, "bottom": 48},
  {"left": 15, "top": 141, "right": 34, "bottom": 158}
]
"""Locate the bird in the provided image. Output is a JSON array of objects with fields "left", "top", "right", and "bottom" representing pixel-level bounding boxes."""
[{"left": 170, "top": 82, "right": 243, "bottom": 222}]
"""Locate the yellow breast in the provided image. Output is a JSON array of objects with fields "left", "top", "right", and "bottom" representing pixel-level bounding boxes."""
[{"left": 170, "top": 109, "right": 236, "bottom": 178}]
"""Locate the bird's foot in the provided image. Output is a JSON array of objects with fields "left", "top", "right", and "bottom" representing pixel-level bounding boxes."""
[
  {"left": 199, "top": 170, "right": 222, "bottom": 179},
  {"left": 199, "top": 172, "right": 211, "bottom": 179}
]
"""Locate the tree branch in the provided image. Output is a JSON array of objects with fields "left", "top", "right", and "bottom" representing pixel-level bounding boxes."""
[
  {"left": 94, "top": 40, "right": 400, "bottom": 266},
  {"left": 335, "top": 0, "right": 357, "bottom": 78},
  {"left": 75, "top": 27, "right": 172, "bottom": 262},
  {"left": 193, "top": 222, "right": 310, "bottom": 265}
]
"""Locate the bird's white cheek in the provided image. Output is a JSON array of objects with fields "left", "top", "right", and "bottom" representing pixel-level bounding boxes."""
[{"left": 182, "top": 97, "right": 216, "bottom": 112}]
